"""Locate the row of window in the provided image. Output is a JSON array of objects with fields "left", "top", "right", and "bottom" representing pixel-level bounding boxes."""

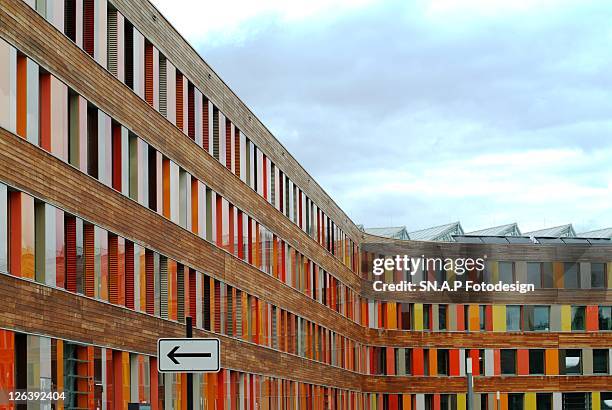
[
  {"left": 367, "top": 301, "right": 612, "bottom": 332},
  {"left": 0, "top": 329, "right": 361, "bottom": 410},
  {"left": 0, "top": 38, "right": 363, "bottom": 326},
  {"left": 363, "top": 252, "right": 610, "bottom": 290},
  {"left": 2, "top": 330, "right": 609, "bottom": 410},
  {"left": 20, "top": 0, "right": 359, "bottom": 273},
  {"left": 367, "top": 346, "right": 611, "bottom": 377}
]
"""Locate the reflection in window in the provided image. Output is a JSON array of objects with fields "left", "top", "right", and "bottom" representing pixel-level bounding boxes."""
[
  {"left": 561, "top": 349, "right": 582, "bottom": 375},
  {"left": 602, "top": 392, "right": 612, "bottom": 410},
  {"left": 600, "top": 306, "right": 612, "bottom": 331},
  {"left": 527, "top": 262, "right": 542, "bottom": 288},
  {"left": 524, "top": 306, "right": 550, "bottom": 331},
  {"left": 499, "top": 262, "right": 514, "bottom": 284},
  {"left": 506, "top": 306, "right": 521, "bottom": 331},
  {"left": 571, "top": 306, "right": 585, "bottom": 331},
  {"left": 591, "top": 263, "right": 607, "bottom": 289},
  {"left": 563, "top": 263, "right": 580, "bottom": 289}
]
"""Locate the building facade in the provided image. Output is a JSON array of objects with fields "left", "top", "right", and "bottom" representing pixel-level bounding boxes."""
[{"left": 0, "top": 0, "right": 610, "bottom": 409}]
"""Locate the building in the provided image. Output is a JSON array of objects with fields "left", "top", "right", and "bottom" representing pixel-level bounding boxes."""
[
  {"left": 409, "top": 222, "right": 464, "bottom": 242},
  {"left": 362, "top": 226, "right": 410, "bottom": 241},
  {"left": 0, "top": 0, "right": 610, "bottom": 409}
]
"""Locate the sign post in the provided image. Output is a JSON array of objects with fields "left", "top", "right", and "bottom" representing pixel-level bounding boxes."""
[{"left": 186, "top": 317, "right": 193, "bottom": 410}]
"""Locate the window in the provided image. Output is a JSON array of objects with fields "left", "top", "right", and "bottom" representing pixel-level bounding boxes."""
[
  {"left": 479, "top": 305, "right": 486, "bottom": 331},
  {"left": 562, "top": 393, "right": 590, "bottom": 410},
  {"left": 0, "top": 183, "right": 6, "bottom": 273},
  {"left": 600, "top": 306, "right": 612, "bottom": 331},
  {"left": 86, "top": 104, "right": 98, "bottom": 179},
  {"left": 527, "top": 262, "right": 542, "bottom": 288},
  {"left": 571, "top": 306, "right": 585, "bottom": 331},
  {"left": 591, "top": 263, "right": 607, "bottom": 289},
  {"left": 399, "top": 303, "right": 410, "bottom": 330},
  {"left": 561, "top": 349, "right": 582, "bottom": 375},
  {"left": 524, "top": 305, "right": 550, "bottom": 331},
  {"left": 438, "top": 305, "right": 447, "bottom": 331},
  {"left": 404, "top": 348, "right": 411, "bottom": 375},
  {"left": 500, "top": 349, "right": 516, "bottom": 375},
  {"left": 437, "top": 349, "right": 449, "bottom": 375},
  {"left": 440, "top": 394, "right": 455, "bottom": 410},
  {"left": 508, "top": 394, "right": 524, "bottom": 410},
  {"left": 563, "top": 263, "right": 580, "bottom": 288},
  {"left": 423, "top": 304, "right": 431, "bottom": 331},
  {"left": 536, "top": 393, "right": 552, "bottom": 410},
  {"left": 434, "top": 267, "right": 445, "bottom": 283},
  {"left": 529, "top": 349, "right": 545, "bottom": 375},
  {"left": 395, "top": 348, "right": 411, "bottom": 375},
  {"left": 506, "top": 305, "right": 521, "bottom": 331},
  {"left": 593, "top": 349, "right": 609, "bottom": 374},
  {"left": 602, "top": 393, "right": 612, "bottom": 410},
  {"left": 499, "top": 262, "right": 514, "bottom": 284},
  {"left": 526, "top": 262, "right": 553, "bottom": 288}
]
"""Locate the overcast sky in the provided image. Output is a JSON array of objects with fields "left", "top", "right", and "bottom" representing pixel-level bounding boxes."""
[{"left": 151, "top": 0, "right": 612, "bottom": 234}]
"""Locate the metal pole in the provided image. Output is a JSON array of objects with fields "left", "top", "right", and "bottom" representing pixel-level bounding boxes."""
[
  {"left": 186, "top": 316, "right": 194, "bottom": 410},
  {"left": 466, "top": 358, "right": 473, "bottom": 410}
]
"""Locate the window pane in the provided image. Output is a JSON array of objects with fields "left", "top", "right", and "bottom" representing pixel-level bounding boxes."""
[
  {"left": 499, "top": 262, "right": 514, "bottom": 284},
  {"left": 506, "top": 306, "right": 521, "bottom": 331},
  {"left": 529, "top": 350, "right": 545, "bottom": 375},
  {"left": 423, "top": 304, "right": 431, "bottom": 330},
  {"left": 527, "top": 262, "right": 541, "bottom": 288},
  {"left": 438, "top": 305, "right": 447, "bottom": 330},
  {"left": 542, "top": 262, "right": 554, "bottom": 288},
  {"left": 563, "top": 349, "right": 582, "bottom": 375},
  {"left": 591, "top": 263, "right": 606, "bottom": 289},
  {"left": 593, "top": 349, "right": 609, "bottom": 374},
  {"left": 500, "top": 349, "right": 516, "bottom": 375},
  {"left": 437, "top": 349, "right": 449, "bottom": 375},
  {"left": 599, "top": 306, "right": 612, "bottom": 331},
  {"left": 602, "top": 392, "right": 612, "bottom": 410},
  {"left": 479, "top": 305, "right": 486, "bottom": 331},
  {"left": 533, "top": 306, "right": 550, "bottom": 331},
  {"left": 562, "top": 393, "right": 590, "bottom": 409},
  {"left": 536, "top": 393, "right": 552, "bottom": 410},
  {"left": 571, "top": 306, "right": 585, "bottom": 331},
  {"left": 0, "top": 183, "right": 6, "bottom": 273},
  {"left": 508, "top": 393, "right": 524, "bottom": 410},
  {"left": 563, "top": 263, "right": 580, "bottom": 289}
]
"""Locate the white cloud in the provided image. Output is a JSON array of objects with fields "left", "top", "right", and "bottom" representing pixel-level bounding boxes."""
[{"left": 150, "top": 0, "right": 377, "bottom": 42}]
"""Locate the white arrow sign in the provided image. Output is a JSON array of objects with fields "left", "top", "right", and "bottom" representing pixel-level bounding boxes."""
[{"left": 158, "top": 338, "right": 220, "bottom": 373}]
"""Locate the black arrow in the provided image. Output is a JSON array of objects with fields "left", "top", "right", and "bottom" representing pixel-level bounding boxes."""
[{"left": 167, "top": 345, "right": 212, "bottom": 365}]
